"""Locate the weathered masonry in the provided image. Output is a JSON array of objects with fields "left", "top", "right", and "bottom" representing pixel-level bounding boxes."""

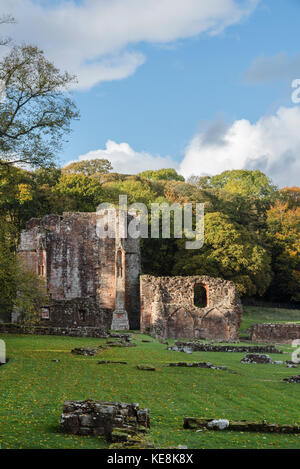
[
  {"left": 140, "top": 275, "right": 242, "bottom": 341},
  {"left": 250, "top": 323, "right": 300, "bottom": 344},
  {"left": 17, "top": 212, "right": 141, "bottom": 330},
  {"left": 17, "top": 213, "right": 243, "bottom": 338}
]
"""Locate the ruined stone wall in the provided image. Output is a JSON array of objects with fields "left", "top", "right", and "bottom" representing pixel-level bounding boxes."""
[
  {"left": 18, "top": 212, "right": 141, "bottom": 329},
  {"left": 140, "top": 275, "right": 242, "bottom": 341},
  {"left": 61, "top": 400, "right": 150, "bottom": 439},
  {"left": 0, "top": 323, "right": 108, "bottom": 338},
  {"left": 250, "top": 323, "right": 300, "bottom": 344}
]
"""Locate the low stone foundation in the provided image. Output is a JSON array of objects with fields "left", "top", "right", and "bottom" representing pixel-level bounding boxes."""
[
  {"left": 169, "top": 362, "right": 226, "bottom": 371},
  {"left": 60, "top": 401, "right": 150, "bottom": 441},
  {"left": 0, "top": 323, "right": 108, "bottom": 338},
  {"left": 168, "top": 341, "right": 283, "bottom": 354},
  {"left": 250, "top": 323, "right": 300, "bottom": 344},
  {"left": 184, "top": 417, "right": 300, "bottom": 434}
]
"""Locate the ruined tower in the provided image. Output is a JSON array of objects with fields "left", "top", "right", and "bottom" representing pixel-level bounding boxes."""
[{"left": 17, "top": 211, "right": 141, "bottom": 330}]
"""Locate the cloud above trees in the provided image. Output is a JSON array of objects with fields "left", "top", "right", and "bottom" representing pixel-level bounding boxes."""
[{"left": 77, "top": 106, "right": 300, "bottom": 187}]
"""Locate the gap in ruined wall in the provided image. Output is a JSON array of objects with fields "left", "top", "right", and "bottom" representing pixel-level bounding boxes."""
[{"left": 194, "top": 284, "right": 208, "bottom": 308}]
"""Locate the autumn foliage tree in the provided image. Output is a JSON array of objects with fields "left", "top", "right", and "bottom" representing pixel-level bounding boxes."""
[{"left": 266, "top": 200, "right": 300, "bottom": 302}]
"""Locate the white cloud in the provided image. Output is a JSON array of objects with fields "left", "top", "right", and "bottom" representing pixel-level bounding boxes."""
[
  {"left": 245, "top": 52, "right": 300, "bottom": 83},
  {"left": 0, "top": 0, "right": 259, "bottom": 90},
  {"left": 73, "top": 108, "right": 300, "bottom": 187},
  {"left": 77, "top": 140, "right": 179, "bottom": 174},
  {"left": 180, "top": 106, "right": 300, "bottom": 187}
]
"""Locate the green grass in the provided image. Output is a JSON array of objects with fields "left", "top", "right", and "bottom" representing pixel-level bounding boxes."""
[
  {"left": 1, "top": 306, "right": 300, "bottom": 449},
  {"left": 240, "top": 306, "right": 300, "bottom": 332}
]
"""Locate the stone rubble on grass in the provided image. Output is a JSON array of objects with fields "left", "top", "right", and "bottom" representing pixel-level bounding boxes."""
[
  {"left": 109, "top": 428, "right": 154, "bottom": 449},
  {"left": 158, "top": 338, "right": 169, "bottom": 345},
  {"left": 241, "top": 354, "right": 281, "bottom": 364},
  {"left": 105, "top": 340, "right": 137, "bottom": 348},
  {"left": 169, "top": 362, "right": 227, "bottom": 371},
  {"left": 98, "top": 360, "right": 127, "bottom": 365},
  {"left": 207, "top": 419, "right": 230, "bottom": 430},
  {"left": 71, "top": 339, "right": 137, "bottom": 356},
  {"left": 71, "top": 347, "right": 99, "bottom": 356},
  {"left": 286, "top": 361, "right": 299, "bottom": 369},
  {"left": 61, "top": 400, "right": 150, "bottom": 441},
  {"left": 108, "top": 332, "right": 132, "bottom": 342},
  {"left": 283, "top": 375, "right": 300, "bottom": 383}
]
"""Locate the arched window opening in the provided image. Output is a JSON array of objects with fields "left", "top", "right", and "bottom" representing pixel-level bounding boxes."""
[{"left": 194, "top": 284, "right": 208, "bottom": 308}]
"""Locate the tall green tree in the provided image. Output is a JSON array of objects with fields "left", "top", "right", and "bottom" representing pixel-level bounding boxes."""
[
  {"left": 55, "top": 173, "right": 104, "bottom": 212},
  {"left": 203, "top": 169, "right": 278, "bottom": 199},
  {"left": 0, "top": 45, "right": 79, "bottom": 167},
  {"left": 172, "top": 212, "right": 272, "bottom": 297}
]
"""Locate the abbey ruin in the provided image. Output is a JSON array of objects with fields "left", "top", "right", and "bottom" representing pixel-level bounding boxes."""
[{"left": 17, "top": 211, "right": 243, "bottom": 341}]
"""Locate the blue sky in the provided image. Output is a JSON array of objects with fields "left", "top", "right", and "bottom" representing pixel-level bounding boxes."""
[{"left": 1, "top": 0, "right": 300, "bottom": 186}]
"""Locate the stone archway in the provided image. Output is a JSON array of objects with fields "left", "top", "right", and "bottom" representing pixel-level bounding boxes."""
[{"left": 167, "top": 308, "right": 194, "bottom": 338}]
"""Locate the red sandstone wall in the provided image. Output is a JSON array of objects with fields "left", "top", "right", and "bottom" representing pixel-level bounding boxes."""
[
  {"left": 140, "top": 275, "right": 242, "bottom": 341},
  {"left": 250, "top": 323, "right": 300, "bottom": 344},
  {"left": 18, "top": 212, "right": 140, "bottom": 329}
]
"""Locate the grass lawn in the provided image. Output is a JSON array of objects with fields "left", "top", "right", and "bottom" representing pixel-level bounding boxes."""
[
  {"left": 0, "top": 306, "right": 300, "bottom": 449},
  {"left": 240, "top": 306, "right": 300, "bottom": 332}
]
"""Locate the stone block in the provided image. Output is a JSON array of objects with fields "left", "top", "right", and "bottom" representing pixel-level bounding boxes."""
[{"left": 61, "top": 400, "right": 150, "bottom": 441}]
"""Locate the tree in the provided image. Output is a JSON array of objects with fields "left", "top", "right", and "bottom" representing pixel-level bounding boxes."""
[
  {"left": 187, "top": 175, "right": 211, "bottom": 189},
  {"left": 266, "top": 201, "right": 300, "bottom": 303},
  {"left": 0, "top": 219, "right": 48, "bottom": 323},
  {"left": 138, "top": 168, "right": 185, "bottom": 182},
  {"left": 172, "top": 212, "right": 272, "bottom": 297},
  {"left": 55, "top": 173, "right": 104, "bottom": 212},
  {"left": 14, "top": 260, "right": 49, "bottom": 326},
  {"left": 280, "top": 186, "right": 300, "bottom": 209},
  {"left": 206, "top": 169, "right": 278, "bottom": 199},
  {"left": 0, "top": 164, "right": 36, "bottom": 240},
  {"left": 103, "top": 176, "right": 162, "bottom": 206},
  {"left": 0, "top": 45, "right": 79, "bottom": 167},
  {"left": 63, "top": 159, "right": 113, "bottom": 176}
]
